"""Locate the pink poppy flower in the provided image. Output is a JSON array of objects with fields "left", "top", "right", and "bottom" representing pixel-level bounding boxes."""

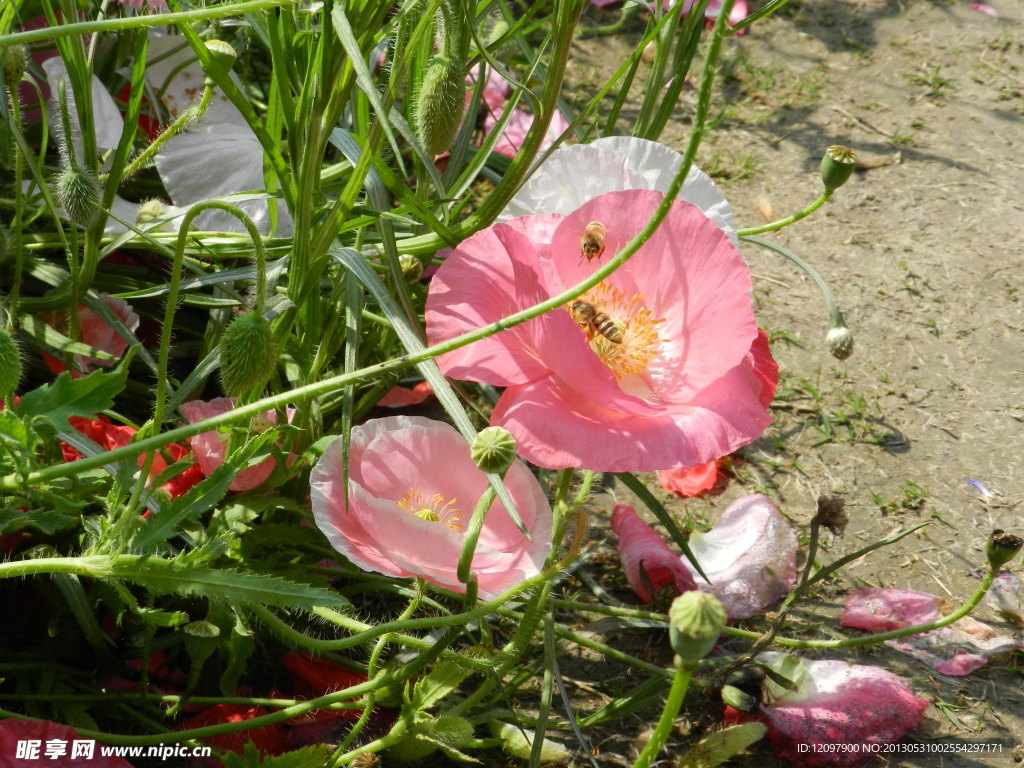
[
  {"left": 426, "top": 188, "right": 774, "bottom": 472},
  {"left": 41, "top": 293, "right": 140, "bottom": 377},
  {"left": 611, "top": 495, "right": 796, "bottom": 617},
  {"left": 610, "top": 502, "right": 697, "bottom": 603},
  {"left": 310, "top": 416, "right": 552, "bottom": 599},
  {"left": 181, "top": 398, "right": 293, "bottom": 492},
  {"left": 483, "top": 105, "right": 571, "bottom": 160},
  {"left": 840, "top": 587, "right": 1023, "bottom": 676},
  {"left": 658, "top": 461, "right": 720, "bottom": 497},
  {"left": 724, "top": 653, "right": 929, "bottom": 767}
]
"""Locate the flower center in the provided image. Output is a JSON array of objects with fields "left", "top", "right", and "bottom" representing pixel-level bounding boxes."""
[
  {"left": 395, "top": 489, "right": 463, "bottom": 532},
  {"left": 571, "top": 283, "right": 664, "bottom": 380}
]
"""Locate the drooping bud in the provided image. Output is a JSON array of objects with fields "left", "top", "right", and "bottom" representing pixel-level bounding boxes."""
[
  {"left": 399, "top": 253, "right": 424, "bottom": 283},
  {"left": 182, "top": 619, "right": 220, "bottom": 665},
  {"left": 826, "top": 324, "right": 854, "bottom": 360},
  {"left": 54, "top": 166, "right": 100, "bottom": 227},
  {"left": 415, "top": 54, "right": 467, "bottom": 155},
  {"left": 2, "top": 45, "right": 28, "bottom": 87},
  {"left": 986, "top": 529, "right": 1023, "bottom": 570},
  {"left": 470, "top": 426, "right": 517, "bottom": 475},
  {"left": 814, "top": 494, "right": 848, "bottom": 535},
  {"left": 0, "top": 327, "right": 23, "bottom": 396},
  {"left": 203, "top": 39, "right": 238, "bottom": 79},
  {"left": 219, "top": 311, "right": 277, "bottom": 397},
  {"left": 668, "top": 590, "right": 726, "bottom": 667},
  {"left": 820, "top": 144, "right": 857, "bottom": 192}
]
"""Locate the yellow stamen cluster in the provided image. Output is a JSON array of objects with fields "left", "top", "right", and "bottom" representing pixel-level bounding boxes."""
[
  {"left": 576, "top": 283, "right": 664, "bottom": 380},
  {"left": 395, "top": 489, "right": 463, "bottom": 532}
]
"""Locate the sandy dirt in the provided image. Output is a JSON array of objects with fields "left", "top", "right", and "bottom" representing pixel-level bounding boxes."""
[{"left": 557, "top": 0, "right": 1024, "bottom": 765}]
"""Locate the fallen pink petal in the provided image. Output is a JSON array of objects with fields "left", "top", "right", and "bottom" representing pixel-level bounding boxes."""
[
  {"left": 725, "top": 653, "right": 929, "bottom": 767},
  {"left": 840, "top": 587, "right": 1023, "bottom": 675},
  {"left": 610, "top": 503, "right": 697, "bottom": 603},
  {"left": 967, "top": 2, "right": 998, "bottom": 16},
  {"left": 658, "top": 461, "right": 720, "bottom": 498},
  {"left": 684, "top": 494, "right": 797, "bottom": 618},
  {"left": 310, "top": 416, "right": 552, "bottom": 599}
]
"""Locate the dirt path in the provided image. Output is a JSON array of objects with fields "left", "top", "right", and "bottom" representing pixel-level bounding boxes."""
[{"left": 567, "top": 0, "right": 1023, "bottom": 764}]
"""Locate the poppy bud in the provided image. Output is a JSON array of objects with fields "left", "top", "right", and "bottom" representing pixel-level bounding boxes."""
[
  {"left": 415, "top": 54, "right": 467, "bottom": 155},
  {"left": 2, "top": 44, "right": 27, "bottom": 87},
  {"left": 826, "top": 324, "right": 854, "bottom": 361},
  {"left": 386, "top": 731, "right": 437, "bottom": 763},
  {"left": 470, "top": 426, "right": 517, "bottom": 475},
  {"left": 668, "top": 590, "right": 725, "bottom": 667},
  {"left": 820, "top": 144, "right": 857, "bottom": 191},
  {"left": 203, "top": 39, "right": 238, "bottom": 79},
  {"left": 219, "top": 312, "right": 277, "bottom": 396},
  {"left": 182, "top": 620, "right": 220, "bottom": 665},
  {"left": 136, "top": 199, "right": 168, "bottom": 228},
  {"left": 54, "top": 165, "right": 100, "bottom": 227},
  {"left": 986, "top": 529, "right": 1023, "bottom": 570},
  {"left": 430, "top": 716, "right": 474, "bottom": 748},
  {"left": 0, "top": 327, "right": 22, "bottom": 396}
]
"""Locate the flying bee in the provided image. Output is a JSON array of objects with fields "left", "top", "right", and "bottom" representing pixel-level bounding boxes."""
[
  {"left": 569, "top": 300, "right": 623, "bottom": 345},
  {"left": 579, "top": 221, "right": 607, "bottom": 264}
]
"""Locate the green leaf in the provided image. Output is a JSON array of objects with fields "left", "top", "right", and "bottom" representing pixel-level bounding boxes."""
[
  {"left": 677, "top": 723, "right": 767, "bottom": 768},
  {"left": 16, "top": 351, "right": 133, "bottom": 436},
  {"left": 0, "top": 507, "right": 80, "bottom": 535},
  {"left": 411, "top": 661, "right": 474, "bottom": 714},
  {"left": 17, "top": 312, "right": 122, "bottom": 363},
  {"left": 109, "top": 555, "right": 351, "bottom": 612},
  {"left": 223, "top": 744, "right": 332, "bottom": 768}
]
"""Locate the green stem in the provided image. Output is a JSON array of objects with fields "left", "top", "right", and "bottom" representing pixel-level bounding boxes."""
[
  {"left": 737, "top": 189, "right": 831, "bottom": 237},
  {"left": 631, "top": 663, "right": 694, "bottom": 768}
]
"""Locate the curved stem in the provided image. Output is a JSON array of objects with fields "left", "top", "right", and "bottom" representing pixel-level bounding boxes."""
[
  {"left": 631, "top": 663, "right": 694, "bottom": 768},
  {"left": 737, "top": 189, "right": 831, "bottom": 237}
]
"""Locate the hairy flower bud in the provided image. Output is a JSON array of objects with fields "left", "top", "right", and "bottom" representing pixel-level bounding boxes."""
[
  {"left": 219, "top": 312, "right": 277, "bottom": 397},
  {"left": 820, "top": 144, "right": 857, "bottom": 191},
  {"left": 986, "top": 529, "right": 1023, "bottom": 570},
  {"left": 826, "top": 324, "right": 854, "bottom": 361},
  {"left": 54, "top": 166, "right": 100, "bottom": 227},
  {"left": 203, "top": 39, "right": 238, "bottom": 78},
  {"left": 668, "top": 590, "right": 726, "bottom": 667},
  {"left": 415, "top": 54, "right": 467, "bottom": 155},
  {"left": 2, "top": 44, "right": 27, "bottom": 87},
  {"left": 136, "top": 199, "right": 168, "bottom": 228},
  {"left": 0, "top": 327, "right": 22, "bottom": 396},
  {"left": 470, "top": 426, "right": 517, "bottom": 475}
]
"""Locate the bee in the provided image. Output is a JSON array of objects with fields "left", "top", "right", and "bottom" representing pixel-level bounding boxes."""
[
  {"left": 579, "top": 221, "right": 607, "bottom": 263},
  {"left": 569, "top": 300, "right": 622, "bottom": 344}
]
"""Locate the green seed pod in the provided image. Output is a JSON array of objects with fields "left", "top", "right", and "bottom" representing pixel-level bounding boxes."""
[
  {"left": 54, "top": 165, "right": 100, "bottom": 227},
  {"left": 219, "top": 312, "right": 277, "bottom": 397},
  {"left": 430, "top": 716, "right": 474, "bottom": 748},
  {"left": 386, "top": 731, "right": 438, "bottom": 763},
  {"left": 183, "top": 620, "right": 220, "bottom": 665},
  {"left": 470, "top": 426, "right": 517, "bottom": 475},
  {"left": 2, "top": 44, "right": 27, "bottom": 87},
  {"left": 825, "top": 324, "right": 854, "bottom": 361},
  {"left": 203, "top": 39, "right": 238, "bottom": 79},
  {"left": 986, "top": 529, "right": 1023, "bottom": 569},
  {"left": 399, "top": 253, "right": 424, "bottom": 283},
  {"left": 668, "top": 591, "right": 726, "bottom": 667},
  {"left": 0, "top": 327, "right": 23, "bottom": 396},
  {"left": 820, "top": 144, "right": 857, "bottom": 191},
  {"left": 415, "top": 54, "right": 467, "bottom": 156}
]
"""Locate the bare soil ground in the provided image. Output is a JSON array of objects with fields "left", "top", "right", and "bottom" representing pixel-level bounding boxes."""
[{"left": 558, "top": 0, "right": 1024, "bottom": 765}]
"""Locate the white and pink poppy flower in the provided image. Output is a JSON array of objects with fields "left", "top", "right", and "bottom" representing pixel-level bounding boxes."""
[
  {"left": 611, "top": 496, "right": 796, "bottom": 617},
  {"left": 724, "top": 653, "right": 929, "bottom": 767},
  {"left": 310, "top": 416, "right": 552, "bottom": 599},
  {"left": 610, "top": 503, "right": 697, "bottom": 603},
  {"left": 840, "top": 587, "right": 1023, "bottom": 676},
  {"left": 42, "top": 293, "right": 140, "bottom": 377},
  {"left": 181, "top": 398, "right": 294, "bottom": 492},
  {"left": 499, "top": 136, "right": 738, "bottom": 247},
  {"left": 427, "top": 188, "right": 775, "bottom": 472}
]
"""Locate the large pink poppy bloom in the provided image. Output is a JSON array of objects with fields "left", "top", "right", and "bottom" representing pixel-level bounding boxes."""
[
  {"left": 840, "top": 587, "right": 1023, "bottom": 676},
  {"left": 181, "top": 398, "right": 293, "bottom": 492},
  {"left": 426, "top": 188, "right": 774, "bottom": 472},
  {"left": 611, "top": 495, "right": 796, "bottom": 617},
  {"left": 724, "top": 653, "right": 929, "bottom": 767},
  {"left": 310, "top": 416, "right": 552, "bottom": 599}
]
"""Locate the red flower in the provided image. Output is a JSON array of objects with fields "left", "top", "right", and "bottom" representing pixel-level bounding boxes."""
[{"left": 0, "top": 719, "right": 134, "bottom": 767}]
